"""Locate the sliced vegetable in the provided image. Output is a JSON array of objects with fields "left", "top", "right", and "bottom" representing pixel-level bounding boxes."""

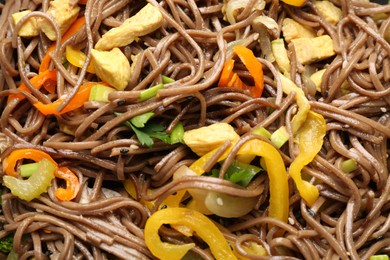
[
  {"left": 288, "top": 111, "right": 326, "bottom": 206},
  {"left": 88, "top": 84, "right": 115, "bottom": 102},
  {"left": 204, "top": 192, "right": 258, "bottom": 218},
  {"left": 370, "top": 255, "right": 389, "bottom": 260},
  {"left": 7, "top": 69, "right": 57, "bottom": 103},
  {"left": 218, "top": 46, "right": 264, "bottom": 98},
  {"left": 20, "top": 162, "right": 39, "bottom": 178},
  {"left": 0, "top": 234, "right": 14, "bottom": 253},
  {"left": 65, "top": 45, "right": 96, "bottom": 73},
  {"left": 210, "top": 160, "right": 261, "bottom": 187},
  {"left": 140, "top": 83, "right": 164, "bottom": 101},
  {"left": 167, "top": 136, "right": 289, "bottom": 223},
  {"left": 272, "top": 39, "right": 290, "bottom": 76},
  {"left": 252, "top": 127, "right": 272, "bottom": 139},
  {"left": 54, "top": 167, "right": 80, "bottom": 201},
  {"left": 124, "top": 179, "right": 155, "bottom": 210},
  {"left": 2, "top": 149, "right": 80, "bottom": 202},
  {"left": 39, "top": 16, "right": 86, "bottom": 73},
  {"left": 34, "top": 82, "right": 102, "bottom": 115},
  {"left": 3, "top": 158, "right": 56, "bottom": 201},
  {"left": 144, "top": 207, "right": 237, "bottom": 260},
  {"left": 3, "top": 149, "right": 57, "bottom": 177},
  {"left": 270, "top": 126, "right": 289, "bottom": 148},
  {"left": 170, "top": 122, "right": 184, "bottom": 144},
  {"left": 341, "top": 158, "right": 358, "bottom": 173},
  {"left": 279, "top": 73, "right": 310, "bottom": 133},
  {"left": 280, "top": 0, "right": 306, "bottom": 7},
  {"left": 162, "top": 75, "right": 175, "bottom": 84}
]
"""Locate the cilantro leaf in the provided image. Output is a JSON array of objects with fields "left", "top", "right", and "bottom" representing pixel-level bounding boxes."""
[
  {"left": 142, "top": 123, "right": 171, "bottom": 143},
  {"left": 129, "top": 124, "right": 154, "bottom": 147},
  {"left": 130, "top": 112, "right": 154, "bottom": 128}
]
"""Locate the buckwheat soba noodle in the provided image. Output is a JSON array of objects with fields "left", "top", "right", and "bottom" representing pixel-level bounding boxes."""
[{"left": 0, "top": 0, "right": 389, "bottom": 259}]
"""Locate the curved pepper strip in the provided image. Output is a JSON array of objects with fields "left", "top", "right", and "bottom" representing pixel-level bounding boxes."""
[
  {"left": 39, "top": 16, "right": 86, "bottom": 73},
  {"left": 289, "top": 111, "right": 326, "bottom": 206},
  {"left": 281, "top": 0, "right": 306, "bottom": 6},
  {"left": 3, "top": 149, "right": 57, "bottom": 177},
  {"left": 218, "top": 46, "right": 264, "bottom": 98},
  {"left": 54, "top": 167, "right": 81, "bottom": 201},
  {"left": 279, "top": 73, "right": 310, "bottom": 134},
  {"left": 164, "top": 140, "right": 289, "bottom": 223},
  {"left": 7, "top": 69, "right": 57, "bottom": 104},
  {"left": 3, "top": 158, "right": 56, "bottom": 202},
  {"left": 33, "top": 82, "right": 106, "bottom": 115},
  {"left": 2, "top": 149, "right": 80, "bottom": 202},
  {"left": 144, "top": 207, "right": 237, "bottom": 260},
  {"left": 65, "top": 45, "right": 96, "bottom": 74}
]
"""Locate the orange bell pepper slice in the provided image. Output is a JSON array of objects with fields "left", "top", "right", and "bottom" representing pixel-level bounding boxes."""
[
  {"left": 54, "top": 166, "right": 80, "bottom": 201},
  {"left": 33, "top": 81, "right": 101, "bottom": 115},
  {"left": 218, "top": 46, "right": 264, "bottom": 98},
  {"left": 2, "top": 149, "right": 80, "bottom": 201},
  {"left": 3, "top": 149, "right": 58, "bottom": 177},
  {"left": 7, "top": 69, "right": 57, "bottom": 103},
  {"left": 39, "top": 16, "right": 86, "bottom": 73}
]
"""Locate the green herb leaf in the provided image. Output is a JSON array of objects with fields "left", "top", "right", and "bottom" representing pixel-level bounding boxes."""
[
  {"left": 170, "top": 122, "right": 184, "bottom": 144},
  {"left": 224, "top": 160, "right": 262, "bottom": 187},
  {"left": 143, "top": 123, "right": 170, "bottom": 143},
  {"left": 130, "top": 112, "right": 155, "bottom": 128},
  {"left": 129, "top": 124, "right": 154, "bottom": 147}
]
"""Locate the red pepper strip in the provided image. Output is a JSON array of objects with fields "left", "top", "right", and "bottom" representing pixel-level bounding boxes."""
[
  {"left": 54, "top": 167, "right": 80, "bottom": 201},
  {"left": 33, "top": 81, "right": 100, "bottom": 115},
  {"left": 3, "top": 149, "right": 58, "bottom": 177},
  {"left": 218, "top": 46, "right": 264, "bottom": 98},
  {"left": 7, "top": 70, "right": 57, "bottom": 104},
  {"left": 39, "top": 16, "right": 86, "bottom": 73}
]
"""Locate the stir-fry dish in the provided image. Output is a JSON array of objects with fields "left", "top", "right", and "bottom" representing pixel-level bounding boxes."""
[{"left": 0, "top": 0, "right": 389, "bottom": 259}]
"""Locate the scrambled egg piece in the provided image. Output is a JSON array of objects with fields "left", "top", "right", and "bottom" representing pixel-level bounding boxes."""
[
  {"left": 314, "top": 1, "right": 342, "bottom": 25},
  {"left": 91, "top": 48, "right": 131, "bottom": 91},
  {"left": 12, "top": 10, "right": 39, "bottom": 37},
  {"left": 291, "top": 35, "right": 335, "bottom": 65},
  {"left": 95, "top": 4, "right": 163, "bottom": 51},
  {"left": 40, "top": 0, "right": 80, "bottom": 41},
  {"left": 183, "top": 123, "right": 240, "bottom": 156},
  {"left": 282, "top": 18, "right": 316, "bottom": 43}
]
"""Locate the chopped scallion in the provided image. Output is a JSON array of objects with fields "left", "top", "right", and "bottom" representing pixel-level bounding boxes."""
[
  {"left": 170, "top": 122, "right": 184, "bottom": 144},
  {"left": 369, "top": 255, "right": 389, "bottom": 260},
  {"left": 270, "top": 126, "right": 289, "bottom": 148},
  {"left": 252, "top": 127, "right": 271, "bottom": 139},
  {"left": 139, "top": 83, "right": 164, "bottom": 102},
  {"left": 162, "top": 75, "right": 175, "bottom": 84},
  {"left": 341, "top": 158, "right": 358, "bottom": 173},
  {"left": 20, "top": 162, "right": 39, "bottom": 178},
  {"left": 88, "top": 84, "right": 115, "bottom": 102}
]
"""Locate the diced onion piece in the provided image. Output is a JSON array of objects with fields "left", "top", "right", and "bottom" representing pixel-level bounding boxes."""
[{"left": 204, "top": 191, "right": 257, "bottom": 218}]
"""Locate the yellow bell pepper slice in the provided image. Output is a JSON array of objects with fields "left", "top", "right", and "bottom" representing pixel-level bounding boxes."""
[
  {"left": 289, "top": 111, "right": 326, "bottom": 206},
  {"left": 164, "top": 139, "right": 289, "bottom": 223},
  {"left": 279, "top": 73, "right": 310, "bottom": 134},
  {"left": 65, "top": 45, "right": 96, "bottom": 73},
  {"left": 236, "top": 140, "right": 289, "bottom": 223},
  {"left": 281, "top": 0, "right": 306, "bottom": 7},
  {"left": 144, "top": 207, "right": 237, "bottom": 260}
]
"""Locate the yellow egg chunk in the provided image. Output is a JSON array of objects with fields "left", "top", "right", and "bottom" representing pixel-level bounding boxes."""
[
  {"left": 95, "top": 3, "right": 163, "bottom": 51},
  {"left": 282, "top": 18, "right": 316, "bottom": 43},
  {"left": 12, "top": 10, "right": 39, "bottom": 37},
  {"left": 91, "top": 48, "right": 131, "bottom": 91},
  {"left": 39, "top": 0, "right": 80, "bottom": 41},
  {"left": 291, "top": 35, "right": 335, "bottom": 65},
  {"left": 183, "top": 123, "right": 239, "bottom": 156}
]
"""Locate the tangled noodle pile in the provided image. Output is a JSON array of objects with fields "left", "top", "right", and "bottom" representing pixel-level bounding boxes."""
[{"left": 0, "top": 0, "right": 389, "bottom": 259}]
